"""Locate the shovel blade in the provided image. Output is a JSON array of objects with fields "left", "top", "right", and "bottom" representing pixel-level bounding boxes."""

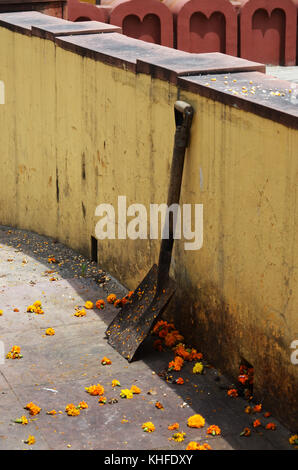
[{"left": 105, "top": 264, "right": 176, "bottom": 362}]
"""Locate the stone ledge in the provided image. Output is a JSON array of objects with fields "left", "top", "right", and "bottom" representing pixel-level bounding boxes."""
[
  {"left": 178, "top": 71, "right": 298, "bottom": 129},
  {"left": 32, "top": 20, "right": 121, "bottom": 41}
]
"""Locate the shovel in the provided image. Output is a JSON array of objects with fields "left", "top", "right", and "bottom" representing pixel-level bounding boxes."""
[{"left": 105, "top": 100, "right": 194, "bottom": 362}]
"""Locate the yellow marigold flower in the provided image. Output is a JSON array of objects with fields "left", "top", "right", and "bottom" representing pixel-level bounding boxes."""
[
  {"left": 25, "top": 435, "right": 36, "bottom": 445},
  {"left": 112, "top": 380, "right": 121, "bottom": 387},
  {"left": 98, "top": 396, "right": 107, "bottom": 405},
  {"left": 187, "top": 414, "right": 205, "bottom": 429},
  {"left": 207, "top": 425, "right": 221, "bottom": 436},
  {"left": 33, "top": 301, "right": 42, "bottom": 308},
  {"left": 85, "top": 384, "right": 105, "bottom": 396},
  {"left": 171, "top": 432, "right": 186, "bottom": 442},
  {"left": 289, "top": 434, "right": 298, "bottom": 445},
  {"left": 74, "top": 308, "right": 86, "bottom": 317},
  {"left": 142, "top": 422, "right": 155, "bottom": 432},
  {"left": 107, "top": 294, "right": 117, "bottom": 304},
  {"left": 45, "top": 328, "right": 55, "bottom": 336},
  {"left": 24, "top": 402, "right": 41, "bottom": 416},
  {"left": 0, "top": 310, "right": 3, "bottom": 316},
  {"left": 193, "top": 362, "right": 204, "bottom": 374},
  {"left": 120, "top": 389, "right": 133, "bottom": 399},
  {"left": 78, "top": 401, "right": 88, "bottom": 409},
  {"left": 130, "top": 385, "right": 141, "bottom": 394},
  {"left": 101, "top": 356, "right": 112, "bottom": 365},
  {"left": 34, "top": 307, "right": 44, "bottom": 315},
  {"left": 14, "top": 416, "right": 28, "bottom": 425},
  {"left": 27, "top": 305, "right": 36, "bottom": 313},
  {"left": 168, "top": 423, "right": 179, "bottom": 431},
  {"left": 85, "top": 301, "right": 93, "bottom": 309}
]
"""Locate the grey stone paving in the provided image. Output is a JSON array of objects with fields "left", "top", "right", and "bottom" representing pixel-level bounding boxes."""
[
  {"left": 0, "top": 226, "right": 295, "bottom": 450},
  {"left": 266, "top": 66, "right": 298, "bottom": 85}
]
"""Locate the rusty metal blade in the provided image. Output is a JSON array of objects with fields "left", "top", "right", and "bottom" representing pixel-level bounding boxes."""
[{"left": 105, "top": 264, "right": 176, "bottom": 362}]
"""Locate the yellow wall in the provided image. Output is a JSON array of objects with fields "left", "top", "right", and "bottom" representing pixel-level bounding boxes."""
[{"left": 0, "top": 26, "right": 297, "bottom": 430}]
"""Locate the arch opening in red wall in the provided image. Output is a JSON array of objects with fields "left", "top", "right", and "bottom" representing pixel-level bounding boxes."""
[
  {"left": 122, "top": 13, "right": 161, "bottom": 44},
  {"left": 189, "top": 11, "right": 226, "bottom": 53},
  {"left": 251, "top": 8, "right": 286, "bottom": 65}
]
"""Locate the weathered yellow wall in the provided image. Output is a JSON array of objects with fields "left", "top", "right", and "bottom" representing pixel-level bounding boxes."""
[{"left": 0, "top": 26, "right": 297, "bottom": 430}]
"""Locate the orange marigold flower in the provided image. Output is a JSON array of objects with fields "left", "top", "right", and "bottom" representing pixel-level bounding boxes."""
[
  {"left": 78, "top": 401, "right": 88, "bottom": 409},
  {"left": 186, "top": 441, "right": 199, "bottom": 450},
  {"left": 240, "top": 427, "right": 251, "bottom": 437},
  {"left": 176, "top": 377, "right": 184, "bottom": 385},
  {"left": 7, "top": 345, "right": 23, "bottom": 359},
  {"left": 98, "top": 396, "right": 107, "bottom": 405},
  {"left": 187, "top": 414, "right": 205, "bottom": 429},
  {"left": 65, "top": 404, "right": 80, "bottom": 416},
  {"left": 130, "top": 385, "right": 141, "bottom": 394},
  {"left": 227, "top": 389, "right": 238, "bottom": 398},
  {"left": 197, "top": 443, "right": 212, "bottom": 450},
  {"left": 101, "top": 356, "right": 112, "bottom": 365},
  {"left": 155, "top": 401, "right": 164, "bottom": 409},
  {"left": 46, "top": 410, "right": 57, "bottom": 415},
  {"left": 253, "top": 404, "right": 262, "bottom": 413},
  {"left": 238, "top": 374, "right": 248, "bottom": 385},
  {"left": 153, "top": 339, "right": 163, "bottom": 352},
  {"left": 168, "top": 423, "right": 179, "bottom": 431},
  {"left": 265, "top": 422, "right": 276, "bottom": 430},
  {"left": 85, "top": 384, "right": 105, "bottom": 396},
  {"left": 253, "top": 419, "right": 261, "bottom": 428},
  {"left": 114, "top": 299, "right": 122, "bottom": 308},
  {"left": 96, "top": 299, "right": 105, "bottom": 310},
  {"left": 189, "top": 349, "right": 203, "bottom": 361},
  {"left": 142, "top": 422, "right": 155, "bottom": 433},
  {"left": 207, "top": 425, "right": 221, "bottom": 436},
  {"left": 263, "top": 411, "right": 271, "bottom": 418},
  {"left": 164, "top": 330, "right": 184, "bottom": 348},
  {"left": 168, "top": 356, "right": 184, "bottom": 371},
  {"left": 24, "top": 402, "right": 41, "bottom": 416},
  {"left": 48, "top": 257, "right": 57, "bottom": 264},
  {"left": 107, "top": 294, "right": 117, "bottom": 304}
]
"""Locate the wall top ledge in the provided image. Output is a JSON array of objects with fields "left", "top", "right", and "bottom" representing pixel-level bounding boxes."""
[
  {"left": 55, "top": 31, "right": 265, "bottom": 79},
  {"left": 179, "top": 71, "right": 298, "bottom": 129},
  {"left": 0, "top": 11, "right": 69, "bottom": 35},
  {"left": 32, "top": 21, "right": 121, "bottom": 41}
]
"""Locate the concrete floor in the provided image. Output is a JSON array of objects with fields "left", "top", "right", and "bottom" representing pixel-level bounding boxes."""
[{"left": 0, "top": 226, "right": 295, "bottom": 450}]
